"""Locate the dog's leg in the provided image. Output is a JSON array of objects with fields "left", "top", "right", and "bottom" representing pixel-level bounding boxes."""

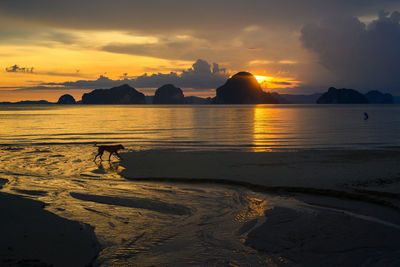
[
  {"left": 94, "top": 152, "right": 100, "bottom": 161},
  {"left": 108, "top": 151, "right": 113, "bottom": 161},
  {"left": 115, "top": 151, "right": 121, "bottom": 159}
]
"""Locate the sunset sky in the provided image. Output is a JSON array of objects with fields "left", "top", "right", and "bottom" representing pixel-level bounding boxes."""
[{"left": 1, "top": 0, "right": 400, "bottom": 101}]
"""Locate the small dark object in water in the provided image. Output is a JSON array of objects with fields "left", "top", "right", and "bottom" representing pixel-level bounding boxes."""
[{"left": 364, "top": 112, "right": 369, "bottom": 120}]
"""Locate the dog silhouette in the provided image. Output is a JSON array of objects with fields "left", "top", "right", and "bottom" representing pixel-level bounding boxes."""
[{"left": 94, "top": 144, "right": 125, "bottom": 161}]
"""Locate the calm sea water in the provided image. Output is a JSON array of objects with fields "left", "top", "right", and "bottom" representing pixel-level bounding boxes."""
[{"left": 1, "top": 104, "right": 400, "bottom": 150}]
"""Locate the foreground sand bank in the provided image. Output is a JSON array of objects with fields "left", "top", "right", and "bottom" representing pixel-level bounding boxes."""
[
  {"left": 120, "top": 149, "right": 400, "bottom": 216},
  {"left": 120, "top": 149, "right": 400, "bottom": 265},
  {"left": 121, "top": 149, "right": 400, "bottom": 190},
  {"left": 0, "top": 180, "right": 100, "bottom": 266}
]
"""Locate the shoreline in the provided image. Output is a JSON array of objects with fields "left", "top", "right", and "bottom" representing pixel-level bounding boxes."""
[
  {"left": 120, "top": 149, "right": 400, "bottom": 217},
  {"left": 120, "top": 149, "right": 400, "bottom": 189}
]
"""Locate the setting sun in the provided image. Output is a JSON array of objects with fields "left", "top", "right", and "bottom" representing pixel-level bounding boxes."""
[
  {"left": 254, "top": 74, "right": 300, "bottom": 91},
  {"left": 254, "top": 75, "right": 273, "bottom": 83}
]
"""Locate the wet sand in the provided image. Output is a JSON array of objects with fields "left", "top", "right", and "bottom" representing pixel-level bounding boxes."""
[
  {"left": 120, "top": 149, "right": 400, "bottom": 190},
  {"left": 121, "top": 149, "right": 400, "bottom": 265},
  {"left": 0, "top": 145, "right": 283, "bottom": 265},
  {"left": 120, "top": 149, "right": 400, "bottom": 208},
  {"left": 0, "top": 180, "right": 100, "bottom": 267},
  {"left": 2, "top": 147, "right": 400, "bottom": 266}
]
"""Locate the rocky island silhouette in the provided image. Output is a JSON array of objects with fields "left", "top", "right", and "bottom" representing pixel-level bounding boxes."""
[{"left": 0, "top": 72, "right": 396, "bottom": 105}]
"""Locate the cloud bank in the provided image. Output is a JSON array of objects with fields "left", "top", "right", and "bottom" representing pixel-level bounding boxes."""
[
  {"left": 41, "top": 59, "right": 228, "bottom": 90},
  {"left": 301, "top": 11, "right": 400, "bottom": 92},
  {"left": 0, "top": 0, "right": 396, "bottom": 34}
]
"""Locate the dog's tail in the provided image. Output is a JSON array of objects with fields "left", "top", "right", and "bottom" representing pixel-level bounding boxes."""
[{"left": 94, "top": 143, "right": 99, "bottom": 147}]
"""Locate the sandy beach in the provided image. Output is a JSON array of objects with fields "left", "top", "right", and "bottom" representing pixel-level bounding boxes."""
[
  {"left": 121, "top": 149, "right": 400, "bottom": 265},
  {"left": 121, "top": 149, "right": 400, "bottom": 196},
  {"left": 1, "top": 146, "right": 400, "bottom": 266},
  {"left": 0, "top": 178, "right": 100, "bottom": 267}
]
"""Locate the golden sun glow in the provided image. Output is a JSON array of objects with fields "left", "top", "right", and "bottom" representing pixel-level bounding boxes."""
[
  {"left": 0, "top": 27, "right": 302, "bottom": 101},
  {"left": 254, "top": 75, "right": 273, "bottom": 83},
  {"left": 253, "top": 74, "right": 300, "bottom": 90}
]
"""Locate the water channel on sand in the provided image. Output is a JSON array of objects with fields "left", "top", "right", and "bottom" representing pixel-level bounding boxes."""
[{"left": 0, "top": 144, "right": 283, "bottom": 265}]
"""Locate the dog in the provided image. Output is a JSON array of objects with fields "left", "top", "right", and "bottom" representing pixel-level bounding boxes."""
[{"left": 94, "top": 144, "right": 125, "bottom": 161}]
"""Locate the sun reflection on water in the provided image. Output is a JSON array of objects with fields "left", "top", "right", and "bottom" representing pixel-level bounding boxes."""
[{"left": 252, "top": 107, "right": 277, "bottom": 152}]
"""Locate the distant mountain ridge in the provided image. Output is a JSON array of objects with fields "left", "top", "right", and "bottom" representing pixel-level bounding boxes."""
[
  {"left": 365, "top": 90, "right": 394, "bottom": 104},
  {"left": 274, "top": 93, "right": 323, "bottom": 104},
  {"left": 0, "top": 100, "right": 53, "bottom": 105},
  {"left": 317, "top": 87, "right": 368, "bottom": 104},
  {"left": 316, "top": 87, "right": 394, "bottom": 104},
  {"left": 184, "top": 96, "right": 213, "bottom": 104}
]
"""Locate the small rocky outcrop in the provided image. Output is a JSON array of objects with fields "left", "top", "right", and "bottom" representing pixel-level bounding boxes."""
[
  {"left": 82, "top": 84, "right": 145, "bottom": 104},
  {"left": 57, "top": 94, "right": 76, "bottom": 104},
  {"left": 184, "top": 96, "right": 213, "bottom": 104},
  {"left": 317, "top": 87, "right": 368, "bottom": 104},
  {"left": 365, "top": 90, "right": 393, "bottom": 104},
  {"left": 153, "top": 84, "right": 185, "bottom": 104},
  {"left": 214, "top": 72, "right": 278, "bottom": 104}
]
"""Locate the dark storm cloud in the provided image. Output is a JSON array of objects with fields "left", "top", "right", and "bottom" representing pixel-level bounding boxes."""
[
  {"left": 0, "top": 0, "right": 398, "bottom": 35},
  {"left": 38, "top": 59, "right": 228, "bottom": 90},
  {"left": 301, "top": 11, "right": 400, "bottom": 92}
]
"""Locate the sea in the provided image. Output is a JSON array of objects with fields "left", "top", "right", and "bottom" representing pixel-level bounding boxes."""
[
  {"left": 1, "top": 104, "right": 399, "bottom": 150},
  {"left": 0, "top": 104, "right": 399, "bottom": 266}
]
